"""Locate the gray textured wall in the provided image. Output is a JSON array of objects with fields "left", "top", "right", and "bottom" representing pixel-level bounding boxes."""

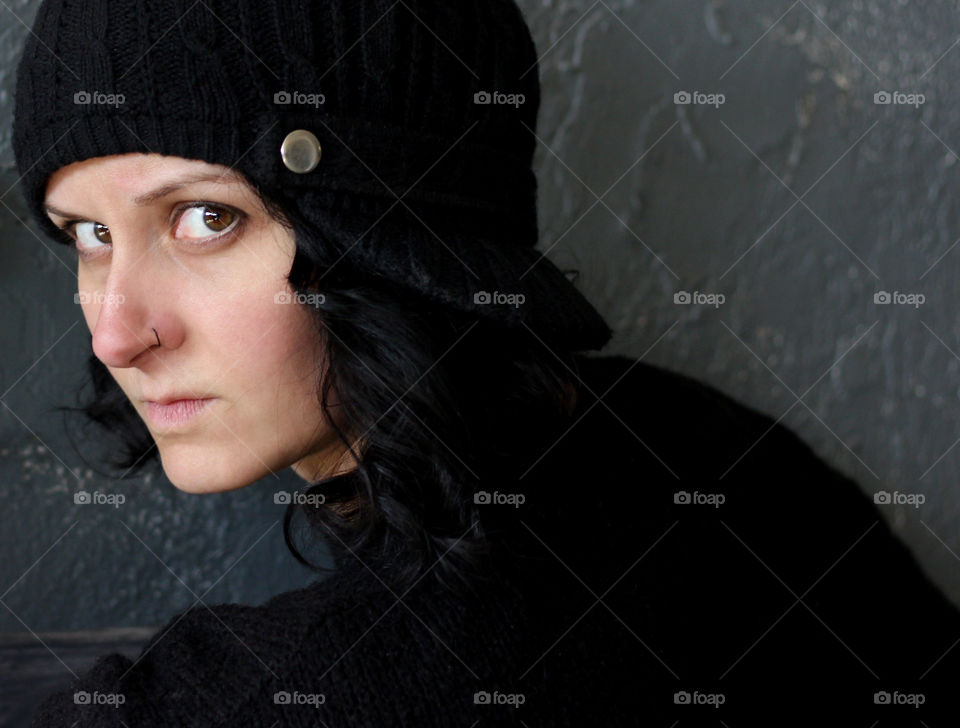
[{"left": 3, "top": 0, "right": 960, "bottom": 636}]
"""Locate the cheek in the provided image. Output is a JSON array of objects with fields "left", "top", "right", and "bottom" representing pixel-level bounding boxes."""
[
  {"left": 201, "top": 248, "right": 314, "bottom": 383},
  {"left": 237, "top": 300, "right": 319, "bottom": 391},
  {"left": 215, "top": 297, "right": 329, "bottom": 472},
  {"left": 207, "top": 281, "right": 324, "bottom": 421},
  {"left": 194, "top": 225, "right": 309, "bottom": 383}
]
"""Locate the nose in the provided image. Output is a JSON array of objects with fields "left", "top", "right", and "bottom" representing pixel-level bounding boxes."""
[{"left": 89, "top": 252, "right": 181, "bottom": 368}]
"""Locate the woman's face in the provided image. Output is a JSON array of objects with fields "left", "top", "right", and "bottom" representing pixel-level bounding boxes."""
[{"left": 44, "top": 153, "right": 355, "bottom": 493}]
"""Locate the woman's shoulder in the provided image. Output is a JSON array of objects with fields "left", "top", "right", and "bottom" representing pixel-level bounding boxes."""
[
  {"left": 572, "top": 353, "right": 792, "bottom": 442},
  {"left": 564, "top": 352, "right": 886, "bottom": 544},
  {"left": 569, "top": 352, "right": 858, "bottom": 486}
]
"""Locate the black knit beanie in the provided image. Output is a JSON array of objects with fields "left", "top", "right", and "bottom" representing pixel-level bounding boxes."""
[{"left": 12, "top": 0, "right": 612, "bottom": 351}]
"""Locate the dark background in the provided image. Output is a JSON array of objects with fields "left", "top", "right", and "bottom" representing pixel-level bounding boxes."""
[{"left": 2, "top": 0, "right": 960, "bottom": 666}]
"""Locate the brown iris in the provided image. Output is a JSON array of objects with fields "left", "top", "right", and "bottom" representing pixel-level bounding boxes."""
[
  {"left": 92, "top": 223, "right": 111, "bottom": 243},
  {"left": 203, "top": 206, "right": 235, "bottom": 232}
]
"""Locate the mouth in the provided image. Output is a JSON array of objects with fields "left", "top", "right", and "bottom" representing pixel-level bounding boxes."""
[{"left": 144, "top": 398, "right": 217, "bottom": 431}]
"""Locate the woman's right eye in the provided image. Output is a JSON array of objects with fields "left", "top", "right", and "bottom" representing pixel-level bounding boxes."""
[{"left": 69, "top": 221, "right": 112, "bottom": 252}]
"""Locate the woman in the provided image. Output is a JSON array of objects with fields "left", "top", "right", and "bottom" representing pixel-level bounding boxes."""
[{"left": 11, "top": 0, "right": 960, "bottom": 725}]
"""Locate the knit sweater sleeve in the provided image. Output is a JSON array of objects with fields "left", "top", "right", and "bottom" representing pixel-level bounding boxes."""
[
  {"left": 29, "top": 651, "right": 136, "bottom": 726},
  {"left": 27, "top": 602, "right": 303, "bottom": 728},
  {"left": 26, "top": 574, "right": 496, "bottom": 727}
]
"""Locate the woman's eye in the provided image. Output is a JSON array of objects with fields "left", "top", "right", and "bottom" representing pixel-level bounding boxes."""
[
  {"left": 175, "top": 204, "right": 239, "bottom": 239},
  {"left": 74, "top": 221, "right": 112, "bottom": 250}
]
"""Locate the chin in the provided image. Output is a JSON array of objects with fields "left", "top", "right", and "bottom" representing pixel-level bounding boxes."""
[
  {"left": 157, "top": 445, "right": 266, "bottom": 494},
  {"left": 166, "top": 474, "right": 242, "bottom": 495},
  {"left": 164, "top": 468, "right": 248, "bottom": 494}
]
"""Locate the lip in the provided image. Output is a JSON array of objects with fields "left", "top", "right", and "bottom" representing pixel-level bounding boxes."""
[{"left": 144, "top": 398, "right": 216, "bottom": 430}]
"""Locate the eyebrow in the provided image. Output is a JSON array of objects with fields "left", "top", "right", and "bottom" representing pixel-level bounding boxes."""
[{"left": 44, "top": 170, "right": 245, "bottom": 219}]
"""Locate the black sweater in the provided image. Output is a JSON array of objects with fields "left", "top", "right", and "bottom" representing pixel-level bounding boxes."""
[{"left": 28, "top": 354, "right": 960, "bottom": 725}]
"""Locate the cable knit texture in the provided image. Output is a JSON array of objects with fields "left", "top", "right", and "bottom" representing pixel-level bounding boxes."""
[
  {"left": 26, "top": 355, "right": 960, "bottom": 725},
  {"left": 12, "top": 0, "right": 612, "bottom": 350}
]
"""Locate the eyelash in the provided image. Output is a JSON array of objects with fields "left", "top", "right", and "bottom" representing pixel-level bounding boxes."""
[{"left": 57, "top": 202, "right": 246, "bottom": 257}]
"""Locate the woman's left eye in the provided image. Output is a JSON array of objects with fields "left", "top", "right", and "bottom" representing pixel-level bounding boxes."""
[{"left": 174, "top": 203, "right": 242, "bottom": 240}]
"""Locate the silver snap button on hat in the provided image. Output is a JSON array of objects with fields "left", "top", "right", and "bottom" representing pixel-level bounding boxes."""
[{"left": 281, "top": 129, "right": 323, "bottom": 173}]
